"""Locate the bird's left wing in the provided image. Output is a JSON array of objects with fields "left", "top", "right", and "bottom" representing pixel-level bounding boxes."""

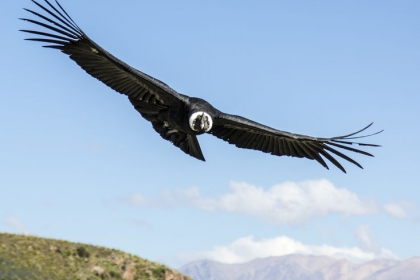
[{"left": 211, "top": 113, "right": 381, "bottom": 173}]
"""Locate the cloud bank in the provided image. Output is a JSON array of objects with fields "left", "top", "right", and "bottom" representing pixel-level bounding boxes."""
[
  {"left": 177, "top": 233, "right": 398, "bottom": 265},
  {"left": 128, "top": 179, "right": 378, "bottom": 224},
  {"left": 383, "top": 201, "right": 417, "bottom": 219},
  {"left": 126, "top": 179, "right": 417, "bottom": 224}
]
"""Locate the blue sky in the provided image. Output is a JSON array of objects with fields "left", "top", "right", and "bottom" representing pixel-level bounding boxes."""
[{"left": 1, "top": 0, "right": 419, "bottom": 268}]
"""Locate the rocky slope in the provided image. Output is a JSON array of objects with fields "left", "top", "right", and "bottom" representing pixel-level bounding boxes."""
[{"left": 0, "top": 233, "right": 191, "bottom": 280}]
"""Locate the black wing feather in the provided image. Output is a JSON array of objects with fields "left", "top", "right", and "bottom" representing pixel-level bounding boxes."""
[
  {"left": 211, "top": 113, "right": 381, "bottom": 172},
  {"left": 21, "top": 0, "right": 204, "bottom": 161}
]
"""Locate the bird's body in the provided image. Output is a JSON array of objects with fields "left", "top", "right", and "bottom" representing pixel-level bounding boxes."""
[{"left": 21, "top": 0, "right": 382, "bottom": 173}]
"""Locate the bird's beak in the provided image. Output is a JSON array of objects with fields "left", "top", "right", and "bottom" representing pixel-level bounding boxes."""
[{"left": 200, "top": 113, "right": 205, "bottom": 130}]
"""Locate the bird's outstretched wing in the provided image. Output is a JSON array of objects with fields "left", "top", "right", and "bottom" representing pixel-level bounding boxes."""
[
  {"left": 20, "top": 0, "right": 204, "bottom": 160},
  {"left": 211, "top": 113, "right": 382, "bottom": 173}
]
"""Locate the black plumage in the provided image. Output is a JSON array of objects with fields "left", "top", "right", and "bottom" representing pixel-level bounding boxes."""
[{"left": 20, "top": 0, "right": 382, "bottom": 173}]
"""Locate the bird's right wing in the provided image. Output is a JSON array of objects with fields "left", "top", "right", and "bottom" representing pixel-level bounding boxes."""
[
  {"left": 20, "top": 0, "right": 205, "bottom": 160},
  {"left": 211, "top": 113, "right": 382, "bottom": 173},
  {"left": 20, "top": 0, "right": 189, "bottom": 108}
]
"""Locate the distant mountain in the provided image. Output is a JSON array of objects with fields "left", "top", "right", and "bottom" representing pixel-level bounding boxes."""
[
  {"left": 0, "top": 233, "right": 191, "bottom": 280},
  {"left": 179, "top": 254, "right": 420, "bottom": 280}
]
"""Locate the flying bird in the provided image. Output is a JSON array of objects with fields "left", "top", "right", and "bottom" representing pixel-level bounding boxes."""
[{"left": 20, "top": 0, "right": 382, "bottom": 173}]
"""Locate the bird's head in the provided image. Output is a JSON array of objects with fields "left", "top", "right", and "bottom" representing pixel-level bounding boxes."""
[{"left": 189, "top": 111, "right": 213, "bottom": 133}]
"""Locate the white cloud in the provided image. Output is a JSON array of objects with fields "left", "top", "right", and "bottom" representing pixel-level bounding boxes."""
[
  {"left": 160, "top": 179, "right": 377, "bottom": 224},
  {"left": 128, "top": 193, "right": 152, "bottom": 207},
  {"left": 383, "top": 201, "right": 417, "bottom": 219},
  {"left": 177, "top": 235, "right": 398, "bottom": 265},
  {"left": 125, "top": 179, "right": 418, "bottom": 223},
  {"left": 354, "top": 224, "right": 380, "bottom": 253},
  {"left": 5, "top": 217, "right": 30, "bottom": 234},
  {"left": 130, "top": 218, "right": 153, "bottom": 229}
]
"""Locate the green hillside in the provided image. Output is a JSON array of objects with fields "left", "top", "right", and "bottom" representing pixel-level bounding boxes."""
[{"left": 0, "top": 233, "right": 191, "bottom": 280}]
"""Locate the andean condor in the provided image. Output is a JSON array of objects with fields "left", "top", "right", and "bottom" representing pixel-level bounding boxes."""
[{"left": 20, "top": 0, "right": 382, "bottom": 173}]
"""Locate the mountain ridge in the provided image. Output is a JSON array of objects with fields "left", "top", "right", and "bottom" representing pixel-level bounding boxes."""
[{"left": 180, "top": 254, "right": 420, "bottom": 280}]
